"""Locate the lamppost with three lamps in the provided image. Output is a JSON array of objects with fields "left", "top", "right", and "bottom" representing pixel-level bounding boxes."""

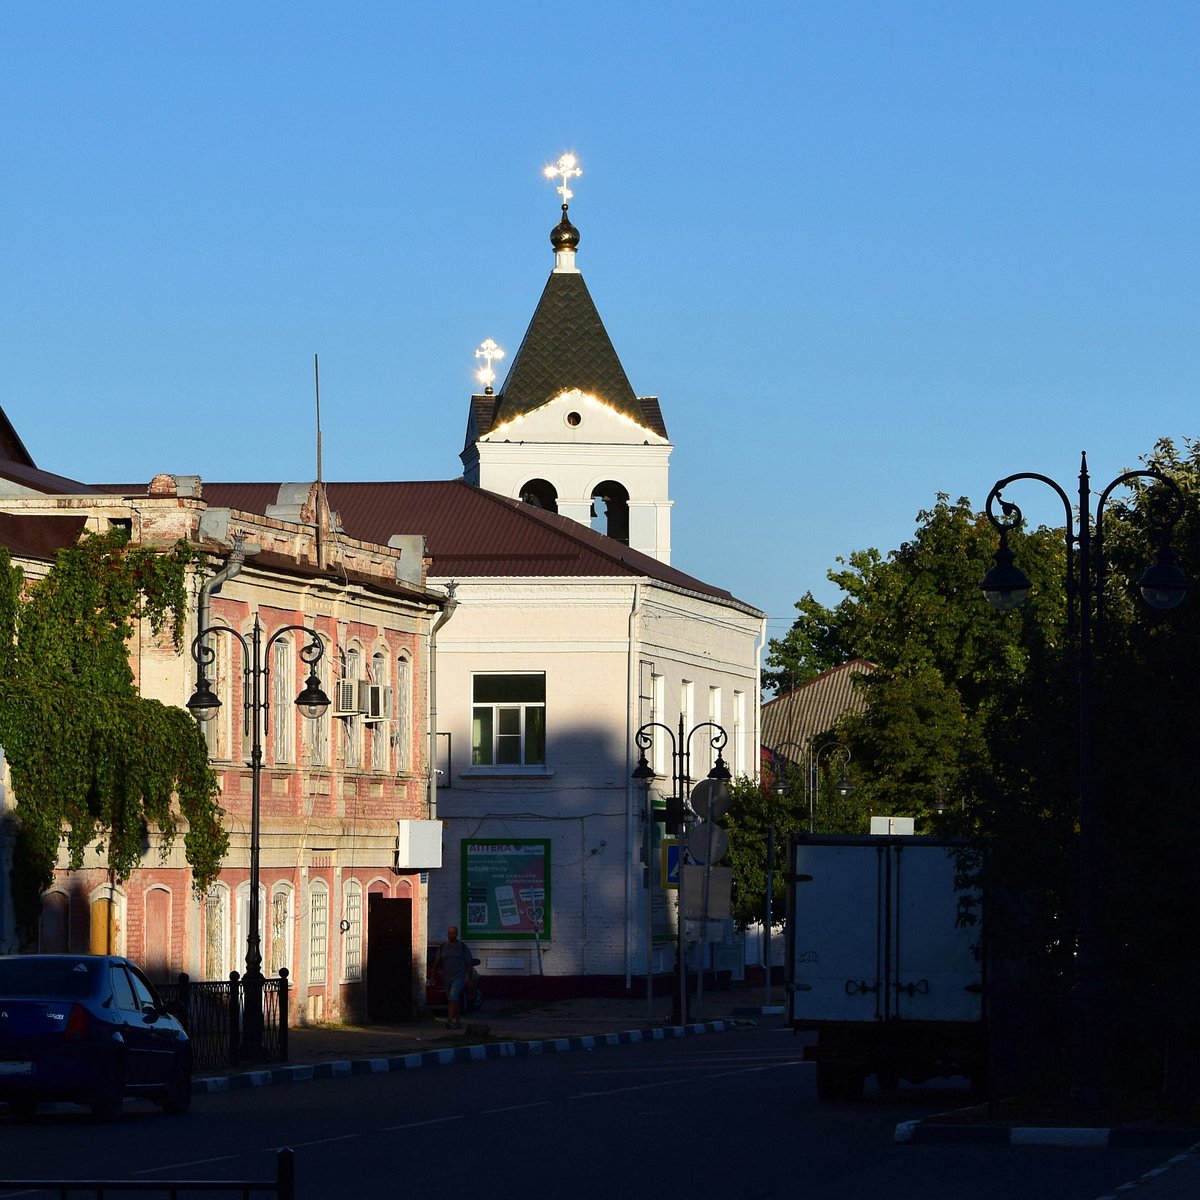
[
  {"left": 632, "top": 715, "right": 730, "bottom": 1024},
  {"left": 186, "top": 617, "right": 332, "bottom": 1055},
  {"left": 979, "top": 450, "right": 1187, "bottom": 1104}
]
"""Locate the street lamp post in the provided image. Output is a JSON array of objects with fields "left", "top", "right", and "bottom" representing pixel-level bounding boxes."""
[
  {"left": 980, "top": 451, "right": 1186, "bottom": 1104},
  {"left": 186, "top": 617, "right": 331, "bottom": 1056},
  {"left": 771, "top": 740, "right": 853, "bottom": 834},
  {"left": 632, "top": 715, "right": 730, "bottom": 1025}
]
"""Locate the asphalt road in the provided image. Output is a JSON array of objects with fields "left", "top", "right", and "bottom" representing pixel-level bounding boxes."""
[{"left": 0, "top": 1026, "right": 1183, "bottom": 1200}]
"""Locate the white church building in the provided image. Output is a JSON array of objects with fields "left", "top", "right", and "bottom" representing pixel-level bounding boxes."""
[{"left": 193, "top": 166, "right": 767, "bottom": 996}]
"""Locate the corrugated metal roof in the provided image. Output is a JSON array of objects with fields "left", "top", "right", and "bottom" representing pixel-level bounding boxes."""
[
  {"left": 761, "top": 659, "right": 875, "bottom": 755},
  {"left": 193, "top": 479, "right": 759, "bottom": 611},
  {"left": 0, "top": 512, "right": 88, "bottom": 560}
]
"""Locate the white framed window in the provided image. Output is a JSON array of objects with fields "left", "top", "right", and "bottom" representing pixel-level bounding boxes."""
[
  {"left": 271, "top": 635, "right": 293, "bottom": 764},
  {"left": 344, "top": 648, "right": 362, "bottom": 770},
  {"left": 202, "top": 634, "right": 231, "bottom": 762},
  {"left": 371, "top": 652, "right": 388, "bottom": 773},
  {"left": 342, "top": 880, "right": 363, "bottom": 982},
  {"left": 235, "top": 883, "right": 266, "bottom": 977},
  {"left": 269, "top": 885, "right": 293, "bottom": 977},
  {"left": 306, "top": 649, "right": 330, "bottom": 767},
  {"left": 733, "top": 690, "right": 746, "bottom": 776},
  {"left": 308, "top": 882, "right": 329, "bottom": 986},
  {"left": 651, "top": 672, "right": 666, "bottom": 776},
  {"left": 708, "top": 686, "right": 723, "bottom": 774},
  {"left": 204, "top": 885, "right": 231, "bottom": 981},
  {"left": 681, "top": 680, "right": 694, "bottom": 738},
  {"left": 472, "top": 673, "right": 546, "bottom": 766},
  {"left": 395, "top": 656, "right": 412, "bottom": 772}
]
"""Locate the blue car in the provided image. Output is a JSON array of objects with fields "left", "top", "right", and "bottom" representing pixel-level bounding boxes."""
[{"left": 0, "top": 954, "right": 191, "bottom": 1120}]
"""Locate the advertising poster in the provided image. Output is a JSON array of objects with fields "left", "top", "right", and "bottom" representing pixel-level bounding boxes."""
[{"left": 461, "top": 839, "right": 551, "bottom": 939}]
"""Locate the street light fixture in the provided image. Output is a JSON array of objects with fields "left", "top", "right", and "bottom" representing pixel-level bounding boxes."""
[
  {"left": 632, "top": 715, "right": 729, "bottom": 1024},
  {"left": 187, "top": 617, "right": 331, "bottom": 1055},
  {"left": 771, "top": 740, "right": 852, "bottom": 833},
  {"left": 980, "top": 450, "right": 1186, "bottom": 1104}
]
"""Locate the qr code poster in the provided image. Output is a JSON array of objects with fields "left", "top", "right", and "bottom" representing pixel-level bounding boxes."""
[{"left": 460, "top": 839, "right": 551, "bottom": 939}]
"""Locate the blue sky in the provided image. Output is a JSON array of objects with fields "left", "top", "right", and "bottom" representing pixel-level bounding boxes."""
[{"left": 2, "top": 3, "right": 1197, "bottom": 650}]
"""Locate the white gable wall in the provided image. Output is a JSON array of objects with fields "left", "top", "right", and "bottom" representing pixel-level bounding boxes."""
[{"left": 426, "top": 573, "right": 763, "bottom": 985}]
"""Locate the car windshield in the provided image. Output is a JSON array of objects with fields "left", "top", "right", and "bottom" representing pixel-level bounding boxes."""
[{"left": 0, "top": 958, "right": 97, "bottom": 998}]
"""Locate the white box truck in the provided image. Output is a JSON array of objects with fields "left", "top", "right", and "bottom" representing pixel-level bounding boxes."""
[{"left": 785, "top": 834, "right": 986, "bottom": 1100}]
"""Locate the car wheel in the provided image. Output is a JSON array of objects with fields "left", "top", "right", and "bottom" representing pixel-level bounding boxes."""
[
  {"left": 90, "top": 1059, "right": 125, "bottom": 1123},
  {"left": 161, "top": 1060, "right": 192, "bottom": 1116},
  {"left": 7, "top": 1097, "right": 37, "bottom": 1121}
]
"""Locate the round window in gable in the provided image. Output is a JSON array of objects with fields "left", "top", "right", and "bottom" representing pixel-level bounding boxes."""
[{"left": 566, "top": 411, "right": 582, "bottom": 427}]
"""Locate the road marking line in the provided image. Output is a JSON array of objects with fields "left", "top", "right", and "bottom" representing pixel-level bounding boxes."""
[
  {"left": 270, "top": 1134, "right": 360, "bottom": 1150},
  {"left": 129, "top": 1156, "right": 239, "bottom": 1175},
  {"left": 382, "top": 1115, "right": 467, "bottom": 1131},
  {"left": 481, "top": 1102, "right": 549, "bottom": 1114}
]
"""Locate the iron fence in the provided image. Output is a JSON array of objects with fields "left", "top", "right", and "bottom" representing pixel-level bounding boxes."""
[{"left": 158, "top": 969, "right": 290, "bottom": 1071}]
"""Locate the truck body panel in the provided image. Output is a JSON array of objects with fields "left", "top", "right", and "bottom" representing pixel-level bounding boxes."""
[{"left": 785, "top": 834, "right": 985, "bottom": 1096}]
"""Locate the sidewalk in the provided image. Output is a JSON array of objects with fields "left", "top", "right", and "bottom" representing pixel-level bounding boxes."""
[{"left": 194, "top": 981, "right": 772, "bottom": 1091}]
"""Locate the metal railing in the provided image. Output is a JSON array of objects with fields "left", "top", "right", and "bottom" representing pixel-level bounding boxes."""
[
  {"left": 157, "top": 969, "right": 290, "bottom": 1071},
  {"left": 0, "top": 1147, "right": 294, "bottom": 1200}
]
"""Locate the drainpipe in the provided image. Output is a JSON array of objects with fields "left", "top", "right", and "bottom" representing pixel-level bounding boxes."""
[
  {"left": 427, "top": 582, "right": 459, "bottom": 820},
  {"left": 624, "top": 582, "right": 643, "bottom": 990},
  {"left": 197, "top": 532, "right": 256, "bottom": 637}
]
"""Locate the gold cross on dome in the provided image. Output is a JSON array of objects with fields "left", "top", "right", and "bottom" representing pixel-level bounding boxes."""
[
  {"left": 543, "top": 153, "right": 582, "bottom": 205},
  {"left": 474, "top": 338, "right": 505, "bottom": 391}
]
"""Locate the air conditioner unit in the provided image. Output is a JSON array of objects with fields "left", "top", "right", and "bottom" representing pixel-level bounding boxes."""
[
  {"left": 359, "top": 682, "right": 393, "bottom": 723},
  {"left": 333, "top": 680, "right": 360, "bottom": 717}
]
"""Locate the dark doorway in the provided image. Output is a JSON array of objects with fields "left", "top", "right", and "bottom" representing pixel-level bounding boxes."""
[{"left": 367, "top": 895, "right": 413, "bottom": 1022}]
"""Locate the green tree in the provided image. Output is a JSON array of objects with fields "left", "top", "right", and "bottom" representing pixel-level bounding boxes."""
[{"left": 0, "top": 530, "right": 226, "bottom": 939}]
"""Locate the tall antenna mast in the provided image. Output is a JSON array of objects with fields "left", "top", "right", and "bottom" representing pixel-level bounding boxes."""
[
  {"left": 314, "top": 353, "right": 323, "bottom": 485},
  {"left": 314, "top": 353, "right": 325, "bottom": 567}
]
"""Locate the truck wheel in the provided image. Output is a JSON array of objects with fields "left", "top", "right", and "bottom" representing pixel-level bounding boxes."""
[
  {"left": 815, "top": 1062, "right": 842, "bottom": 1101},
  {"left": 816, "top": 1064, "right": 865, "bottom": 1101}
]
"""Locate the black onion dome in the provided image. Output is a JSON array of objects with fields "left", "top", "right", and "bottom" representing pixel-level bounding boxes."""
[{"left": 550, "top": 204, "right": 580, "bottom": 251}]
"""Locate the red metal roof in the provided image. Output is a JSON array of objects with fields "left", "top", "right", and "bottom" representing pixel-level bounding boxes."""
[{"left": 193, "top": 479, "right": 757, "bottom": 610}]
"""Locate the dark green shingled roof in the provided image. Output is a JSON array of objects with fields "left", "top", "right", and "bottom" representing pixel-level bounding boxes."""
[{"left": 485, "top": 270, "right": 667, "bottom": 437}]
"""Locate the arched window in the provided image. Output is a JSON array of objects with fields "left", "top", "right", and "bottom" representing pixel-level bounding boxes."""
[
  {"left": 89, "top": 887, "right": 125, "bottom": 956},
  {"left": 395, "top": 655, "right": 412, "bottom": 773},
  {"left": 202, "top": 634, "right": 231, "bottom": 761},
  {"left": 370, "top": 652, "right": 388, "bottom": 773},
  {"left": 39, "top": 891, "right": 70, "bottom": 953},
  {"left": 342, "top": 879, "right": 363, "bottom": 983},
  {"left": 308, "top": 881, "right": 329, "bottom": 986},
  {"left": 306, "top": 646, "right": 330, "bottom": 768},
  {"left": 235, "top": 882, "right": 266, "bottom": 977},
  {"left": 271, "top": 634, "right": 294, "bottom": 764},
  {"left": 144, "top": 887, "right": 172, "bottom": 981},
  {"left": 270, "top": 884, "right": 293, "bottom": 977},
  {"left": 590, "top": 481, "right": 630, "bottom": 543},
  {"left": 204, "top": 884, "right": 231, "bottom": 981},
  {"left": 344, "top": 648, "right": 363, "bottom": 770},
  {"left": 519, "top": 478, "right": 559, "bottom": 513}
]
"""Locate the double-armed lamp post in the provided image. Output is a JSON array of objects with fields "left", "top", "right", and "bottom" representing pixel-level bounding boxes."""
[
  {"left": 771, "top": 740, "right": 853, "bottom": 833},
  {"left": 186, "top": 618, "right": 331, "bottom": 1054},
  {"left": 632, "top": 716, "right": 730, "bottom": 1024},
  {"left": 979, "top": 451, "right": 1186, "bottom": 1103}
]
